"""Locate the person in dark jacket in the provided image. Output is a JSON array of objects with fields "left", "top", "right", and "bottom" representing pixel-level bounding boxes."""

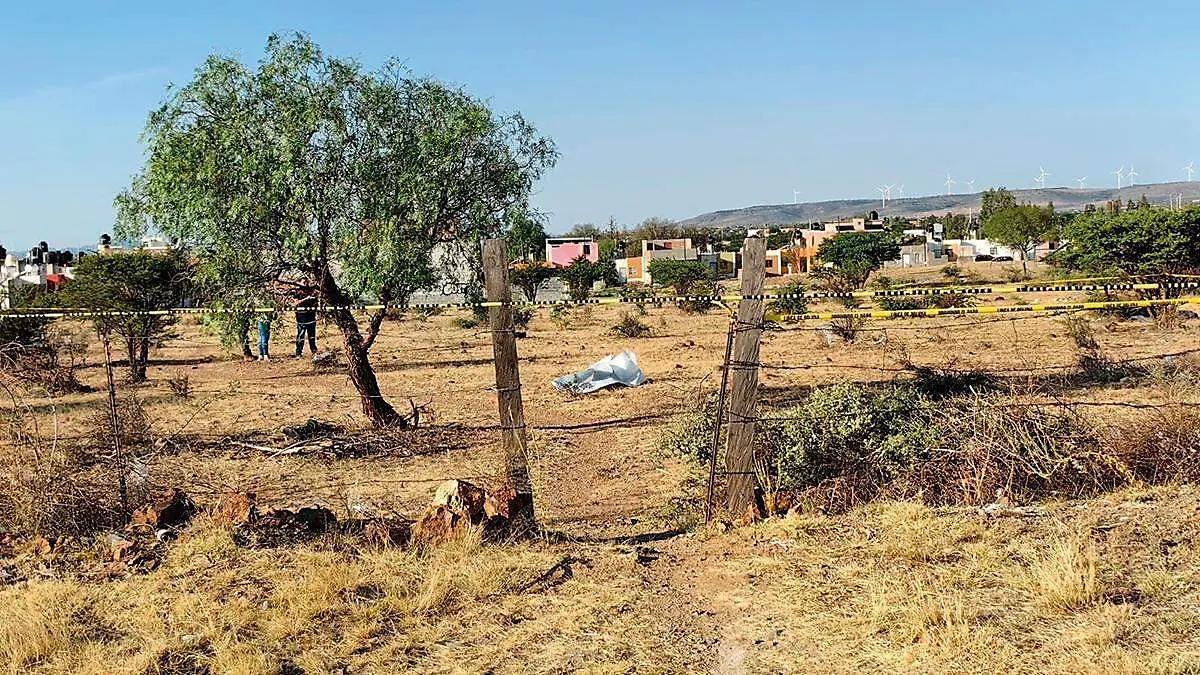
[{"left": 293, "top": 293, "right": 318, "bottom": 357}]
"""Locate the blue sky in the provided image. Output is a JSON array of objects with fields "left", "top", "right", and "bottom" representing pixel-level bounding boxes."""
[{"left": 2, "top": 1, "right": 1198, "bottom": 246}]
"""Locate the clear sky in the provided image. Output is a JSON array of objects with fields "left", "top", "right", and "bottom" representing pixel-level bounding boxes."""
[{"left": 2, "top": 0, "right": 1198, "bottom": 246}]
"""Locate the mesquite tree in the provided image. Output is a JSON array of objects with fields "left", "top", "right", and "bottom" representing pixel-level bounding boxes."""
[{"left": 116, "top": 34, "right": 556, "bottom": 426}]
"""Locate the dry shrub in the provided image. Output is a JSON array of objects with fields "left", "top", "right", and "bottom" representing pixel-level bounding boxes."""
[
  {"left": 903, "top": 400, "right": 1123, "bottom": 506},
  {"left": 828, "top": 316, "right": 867, "bottom": 343},
  {"left": 610, "top": 311, "right": 652, "bottom": 338},
  {"left": 759, "top": 383, "right": 1125, "bottom": 513},
  {"left": 167, "top": 373, "right": 191, "bottom": 398},
  {"left": 1063, "top": 313, "right": 1146, "bottom": 383},
  {"left": 85, "top": 395, "right": 152, "bottom": 451},
  {"left": 0, "top": 324, "right": 88, "bottom": 395},
  {"left": 1107, "top": 406, "right": 1200, "bottom": 484},
  {"left": 0, "top": 410, "right": 125, "bottom": 537}
]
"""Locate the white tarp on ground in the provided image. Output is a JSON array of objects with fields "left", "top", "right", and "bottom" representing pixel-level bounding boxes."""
[{"left": 552, "top": 350, "right": 647, "bottom": 394}]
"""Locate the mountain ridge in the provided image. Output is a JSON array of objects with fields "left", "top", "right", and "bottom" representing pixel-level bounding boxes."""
[{"left": 678, "top": 181, "right": 1200, "bottom": 229}]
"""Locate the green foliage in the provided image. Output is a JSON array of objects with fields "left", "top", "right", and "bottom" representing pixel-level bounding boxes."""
[
  {"left": 657, "top": 392, "right": 719, "bottom": 463},
  {"left": 0, "top": 286, "right": 51, "bottom": 353},
  {"left": 505, "top": 213, "right": 549, "bottom": 261},
  {"left": 113, "top": 33, "right": 556, "bottom": 422},
  {"left": 647, "top": 259, "right": 713, "bottom": 293},
  {"left": 1053, "top": 206, "right": 1200, "bottom": 278},
  {"left": 981, "top": 205, "right": 1057, "bottom": 270},
  {"left": 610, "top": 311, "right": 652, "bottom": 338},
  {"left": 548, "top": 303, "right": 573, "bottom": 329},
  {"left": 918, "top": 213, "right": 969, "bottom": 239},
  {"left": 620, "top": 283, "right": 655, "bottom": 316},
  {"left": 762, "top": 382, "right": 935, "bottom": 492},
  {"left": 59, "top": 252, "right": 189, "bottom": 381},
  {"left": 509, "top": 261, "right": 555, "bottom": 302},
  {"left": 511, "top": 306, "right": 534, "bottom": 331},
  {"left": 941, "top": 264, "right": 961, "bottom": 280},
  {"left": 816, "top": 232, "right": 901, "bottom": 289},
  {"left": 768, "top": 279, "right": 809, "bottom": 317},
  {"left": 979, "top": 187, "right": 1017, "bottom": 222},
  {"left": 560, "top": 255, "right": 605, "bottom": 301}
]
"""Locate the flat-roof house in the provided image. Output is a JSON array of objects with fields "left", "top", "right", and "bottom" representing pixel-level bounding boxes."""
[{"left": 545, "top": 237, "right": 599, "bottom": 268}]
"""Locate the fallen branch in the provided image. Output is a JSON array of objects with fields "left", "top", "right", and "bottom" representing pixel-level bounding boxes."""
[{"left": 516, "top": 555, "right": 591, "bottom": 593}]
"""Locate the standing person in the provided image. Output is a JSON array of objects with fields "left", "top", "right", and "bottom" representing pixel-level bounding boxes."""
[
  {"left": 256, "top": 313, "right": 272, "bottom": 361},
  {"left": 293, "top": 292, "right": 318, "bottom": 358}
]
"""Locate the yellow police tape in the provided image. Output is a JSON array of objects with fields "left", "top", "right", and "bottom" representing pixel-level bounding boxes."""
[
  {"left": 2, "top": 296, "right": 1196, "bottom": 321},
  {"left": 1, "top": 275, "right": 1195, "bottom": 319}
]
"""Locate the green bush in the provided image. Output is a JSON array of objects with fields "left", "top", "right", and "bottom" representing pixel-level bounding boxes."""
[
  {"left": 620, "top": 283, "right": 655, "bottom": 316},
  {"left": 610, "top": 311, "right": 652, "bottom": 338},
  {"left": 658, "top": 392, "right": 719, "bottom": 463},
  {"left": 941, "top": 264, "right": 961, "bottom": 279},
  {"left": 768, "top": 279, "right": 809, "bottom": 317},
  {"left": 762, "top": 383, "right": 935, "bottom": 493},
  {"left": 511, "top": 306, "right": 534, "bottom": 331}
]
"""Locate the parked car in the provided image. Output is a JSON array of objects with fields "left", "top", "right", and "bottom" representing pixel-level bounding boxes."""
[
  {"left": 993, "top": 255, "right": 1014, "bottom": 262},
  {"left": 973, "top": 254, "right": 993, "bottom": 262}
]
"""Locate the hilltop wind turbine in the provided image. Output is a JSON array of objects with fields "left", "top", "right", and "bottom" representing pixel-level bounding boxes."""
[
  {"left": 793, "top": 189, "right": 801, "bottom": 204},
  {"left": 896, "top": 185, "right": 905, "bottom": 200},
  {"left": 1186, "top": 162, "right": 1196, "bottom": 181},
  {"left": 1113, "top": 167, "right": 1124, "bottom": 189},
  {"left": 1076, "top": 177, "right": 1087, "bottom": 190},
  {"left": 1127, "top": 166, "right": 1138, "bottom": 186},
  {"left": 877, "top": 185, "right": 892, "bottom": 208},
  {"left": 1034, "top": 167, "right": 1050, "bottom": 189},
  {"left": 966, "top": 179, "right": 976, "bottom": 193},
  {"left": 944, "top": 173, "right": 956, "bottom": 195}
]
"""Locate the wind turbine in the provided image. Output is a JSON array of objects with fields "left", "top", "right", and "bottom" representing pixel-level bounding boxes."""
[
  {"left": 793, "top": 189, "right": 801, "bottom": 204},
  {"left": 1127, "top": 166, "right": 1138, "bottom": 186},
  {"left": 1186, "top": 162, "right": 1196, "bottom": 181},
  {"left": 877, "top": 185, "right": 892, "bottom": 208},
  {"left": 896, "top": 185, "right": 905, "bottom": 200},
  {"left": 966, "top": 179, "right": 976, "bottom": 193},
  {"left": 1034, "top": 167, "right": 1050, "bottom": 189},
  {"left": 1113, "top": 167, "right": 1124, "bottom": 189},
  {"left": 944, "top": 173, "right": 955, "bottom": 195},
  {"left": 1076, "top": 177, "right": 1087, "bottom": 190}
]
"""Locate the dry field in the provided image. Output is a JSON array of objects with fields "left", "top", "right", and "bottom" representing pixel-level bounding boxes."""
[{"left": 3, "top": 267, "right": 1200, "bottom": 673}]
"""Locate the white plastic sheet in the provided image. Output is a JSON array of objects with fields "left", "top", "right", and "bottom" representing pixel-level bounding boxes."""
[{"left": 552, "top": 350, "right": 647, "bottom": 394}]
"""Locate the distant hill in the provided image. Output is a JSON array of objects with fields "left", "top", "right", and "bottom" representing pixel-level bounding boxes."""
[{"left": 678, "top": 182, "right": 1200, "bottom": 229}]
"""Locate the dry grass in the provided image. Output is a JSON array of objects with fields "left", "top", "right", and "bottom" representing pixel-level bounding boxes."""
[
  {"left": 0, "top": 518, "right": 699, "bottom": 673},
  {"left": 1021, "top": 534, "right": 1102, "bottom": 611},
  {"left": 0, "top": 520, "right": 546, "bottom": 673},
  {"left": 716, "top": 494, "right": 1200, "bottom": 673}
]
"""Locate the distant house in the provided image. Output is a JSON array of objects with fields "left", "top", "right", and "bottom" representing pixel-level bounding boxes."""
[
  {"left": 545, "top": 237, "right": 599, "bottom": 268},
  {"left": 97, "top": 234, "right": 174, "bottom": 255},
  {"left": 619, "top": 237, "right": 700, "bottom": 282}
]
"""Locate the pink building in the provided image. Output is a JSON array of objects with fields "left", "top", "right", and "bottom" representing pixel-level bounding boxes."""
[{"left": 545, "top": 237, "right": 600, "bottom": 267}]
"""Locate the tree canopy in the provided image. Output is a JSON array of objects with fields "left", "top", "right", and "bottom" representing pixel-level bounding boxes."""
[
  {"left": 980, "top": 187, "right": 1017, "bottom": 223},
  {"left": 816, "top": 232, "right": 901, "bottom": 289},
  {"left": 58, "top": 252, "right": 190, "bottom": 381},
  {"left": 980, "top": 205, "right": 1057, "bottom": 272},
  {"left": 1052, "top": 206, "right": 1200, "bottom": 278},
  {"left": 115, "top": 34, "right": 556, "bottom": 425},
  {"left": 647, "top": 259, "right": 713, "bottom": 291}
]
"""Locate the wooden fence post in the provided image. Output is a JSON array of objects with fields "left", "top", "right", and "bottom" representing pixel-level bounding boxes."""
[
  {"left": 482, "top": 239, "right": 537, "bottom": 530},
  {"left": 725, "top": 236, "right": 767, "bottom": 514}
]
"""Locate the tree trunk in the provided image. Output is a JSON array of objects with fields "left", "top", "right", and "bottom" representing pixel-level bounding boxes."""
[
  {"left": 332, "top": 307, "right": 404, "bottom": 427},
  {"left": 124, "top": 335, "right": 147, "bottom": 382}
]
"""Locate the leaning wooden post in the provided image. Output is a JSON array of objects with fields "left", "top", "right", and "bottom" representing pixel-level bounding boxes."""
[
  {"left": 482, "top": 239, "right": 537, "bottom": 531},
  {"left": 725, "top": 236, "right": 767, "bottom": 514}
]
